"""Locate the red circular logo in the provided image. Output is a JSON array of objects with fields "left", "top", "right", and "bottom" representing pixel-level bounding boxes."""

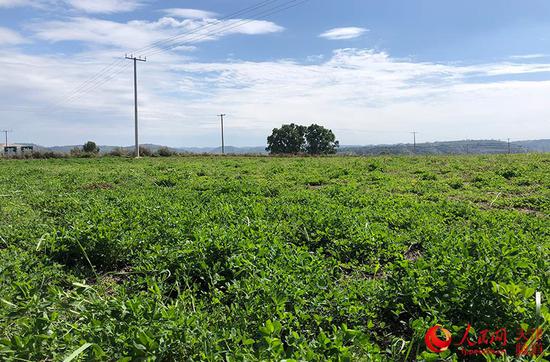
[{"left": 425, "top": 325, "right": 452, "bottom": 353}]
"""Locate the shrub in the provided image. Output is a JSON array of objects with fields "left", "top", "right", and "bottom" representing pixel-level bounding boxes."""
[
  {"left": 70, "top": 147, "right": 83, "bottom": 157},
  {"left": 139, "top": 146, "right": 152, "bottom": 157},
  {"left": 156, "top": 147, "right": 177, "bottom": 157},
  {"left": 109, "top": 147, "right": 128, "bottom": 157},
  {"left": 30, "top": 151, "right": 65, "bottom": 159}
]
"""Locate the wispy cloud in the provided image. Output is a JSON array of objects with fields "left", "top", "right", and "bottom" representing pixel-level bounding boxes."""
[
  {"left": 0, "top": 0, "right": 142, "bottom": 12},
  {"left": 0, "top": 0, "right": 30, "bottom": 7},
  {"left": 510, "top": 54, "right": 548, "bottom": 60},
  {"left": 320, "top": 27, "right": 368, "bottom": 40},
  {"left": 67, "top": 0, "right": 142, "bottom": 13},
  {"left": 0, "top": 0, "right": 139, "bottom": 14},
  {"left": 0, "top": 27, "right": 28, "bottom": 45},
  {"left": 30, "top": 16, "right": 284, "bottom": 50},
  {"left": 163, "top": 8, "right": 217, "bottom": 19},
  {"left": 31, "top": 17, "right": 168, "bottom": 49},
  {"left": 0, "top": 0, "right": 40, "bottom": 7}
]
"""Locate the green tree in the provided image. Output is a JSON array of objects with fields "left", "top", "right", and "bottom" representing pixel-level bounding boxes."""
[
  {"left": 305, "top": 124, "right": 339, "bottom": 155},
  {"left": 266, "top": 124, "right": 339, "bottom": 155},
  {"left": 83, "top": 141, "right": 100, "bottom": 154},
  {"left": 266, "top": 123, "right": 307, "bottom": 154}
]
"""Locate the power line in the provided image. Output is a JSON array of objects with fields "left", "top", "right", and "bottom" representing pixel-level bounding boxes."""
[
  {"left": 132, "top": 0, "right": 284, "bottom": 55},
  {"left": 4, "top": 0, "right": 310, "bottom": 117},
  {"left": 49, "top": 0, "right": 296, "bottom": 107},
  {"left": 46, "top": 0, "right": 308, "bottom": 112},
  {"left": 47, "top": 59, "right": 127, "bottom": 111},
  {"left": 51, "top": 0, "right": 309, "bottom": 121},
  {"left": 145, "top": 0, "right": 310, "bottom": 57},
  {"left": 65, "top": 62, "right": 127, "bottom": 101},
  {"left": 57, "top": 62, "right": 132, "bottom": 109}
]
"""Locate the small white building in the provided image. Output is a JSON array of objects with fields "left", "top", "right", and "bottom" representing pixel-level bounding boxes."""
[{"left": 3, "top": 144, "right": 33, "bottom": 155}]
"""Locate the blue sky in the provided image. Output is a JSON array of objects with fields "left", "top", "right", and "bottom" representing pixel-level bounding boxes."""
[{"left": 1, "top": 0, "right": 549, "bottom": 147}]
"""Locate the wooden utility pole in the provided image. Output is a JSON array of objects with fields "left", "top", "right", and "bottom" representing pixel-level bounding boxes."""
[
  {"left": 125, "top": 55, "right": 146, "bottom": 158},
  {"left": 411, "top": 131, "right": 418, "bottom": 154},
  {"left": 218, "top": 114, "right": 226, "bottom": 154},
  {"left": 1, "top": 130, "right": 12, "bottom": 147}
]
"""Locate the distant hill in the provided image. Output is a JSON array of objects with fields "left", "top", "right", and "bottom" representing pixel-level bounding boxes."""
[
  {"left": 512, "top": 139, "right": 550, "bottom": 153},
  {"left": 15, "top": 139, "right": 549, "bottom": 155},
  {"left": 338, "top": 139, "right": 550, "bottom": 155}
]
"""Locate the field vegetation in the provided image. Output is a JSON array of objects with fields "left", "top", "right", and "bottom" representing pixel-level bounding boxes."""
[{"left": 0, "top": 155, "right": 548, "bottom": 361}]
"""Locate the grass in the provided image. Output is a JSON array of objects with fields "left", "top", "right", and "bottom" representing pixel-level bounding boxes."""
[{"left": 0, "top": 154, "right": 548, "bottom": 361}]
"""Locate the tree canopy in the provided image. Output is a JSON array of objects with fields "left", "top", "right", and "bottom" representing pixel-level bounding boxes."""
[
  {"left": 83, "top": 141, "right": 100, "bottom": 154},
  {"left": 266, "top": 124, "right": 307, "bottom": 155},
  {"left": 266, "top": 124, "right": 339, "bottom": 155},
  {"left": 304, "top": 124, "right": 339, "bottom": 155}
]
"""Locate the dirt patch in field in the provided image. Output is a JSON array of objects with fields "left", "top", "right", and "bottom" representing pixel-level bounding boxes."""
[
  {"left": 307, "top": 184, "right": 325, "bottom": 190},
  {"left": 404, "top": 243, "right": 423, "bottom": 261},
  {"left": 515, "top": 207, "right": 547, "bottom": 217},
  {"left": 476, "top": 202, "right": 546, "bottom": 217}
]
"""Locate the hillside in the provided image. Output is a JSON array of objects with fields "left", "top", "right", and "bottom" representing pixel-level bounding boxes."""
[{"left": 338, "top": 139, "right": 544, "bottom": 155}]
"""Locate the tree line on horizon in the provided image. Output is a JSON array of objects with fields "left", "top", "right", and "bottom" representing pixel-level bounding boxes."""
[{"left": 5, "top": 130, "right": 548, "bottom": 159}]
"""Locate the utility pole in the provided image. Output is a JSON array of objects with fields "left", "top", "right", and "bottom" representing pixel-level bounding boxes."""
[
  {"left": 125, "top": 54, "right": 146, "bottom": 158},
  {"left": 411, "top": 131, "right": 418, "bottom": 154},
  {"left": 218, "top": 114, "right": 226, "bottom": 155},
  {"left": 1, "top": 129, "right": 12, "bottom": 147},
  {"left": 507, "top": 138, "right": 511, "bottom": 154}
]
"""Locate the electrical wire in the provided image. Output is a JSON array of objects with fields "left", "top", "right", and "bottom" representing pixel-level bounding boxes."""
[
  {"left": 130, "top": 0, "right": 283, "bottom": 55},
  {"left": 145, "top": 0, "right": 310, "bottom": 58},
  {"left": 51, "top": 62, "right": 132, "bottom": 111},
  {"left": 8, "top": 0, "right": 311, "bottom": 113},
  {"left": 52, "top": 0, "right": 291, "bottom": 106}
]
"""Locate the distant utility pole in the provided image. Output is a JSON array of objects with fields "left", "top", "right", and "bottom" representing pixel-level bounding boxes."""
[
  {"left": 411, "top": 131, "right": 418, "bottom": 154},
  {"left": 125, "top": 54, "right": 146, "bottom": 158},
  {"left": 507, "top": 138, "right": 511, "bottom": 154},
  {"left": 218, "top": 114, "right": 226, "bottom": 155},
  {"left": 1, "top": 129, "right": 12, "bottom": 147}
]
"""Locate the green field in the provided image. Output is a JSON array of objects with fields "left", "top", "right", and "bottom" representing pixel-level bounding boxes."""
[{"left": 0, "top": 155, "right": 548, "bottom": 361}]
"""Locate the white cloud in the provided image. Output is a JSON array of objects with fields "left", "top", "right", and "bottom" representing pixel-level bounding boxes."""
[
  {"left": 67, "top": 0, "right": 141, "bottom": 13},
  {"left": 172, "top": 45, "right": 197, "bottom": 52},
  {"left": 31, "top": 17, "right": 167, "bottom": 49},
  {"left": 320, "top": 27, "right": 368, "bottom": 40},
  {"left": 0, "top": 0, "right": 42, "bottom": 7},
  {"left": 1, "top": 47, "right": 550, "bottom": 147},
  {"left": 0, "top": 27, "right": 27, "bottom": 44},
  {"left": 0, "top": 0, "right": 141, "bottom": 12},
  {"left": 30, "top": 16, "right": 284, "bottom": 50},
  {"left": 0, "top": 0, "right": 30, "bottom": 6},
  {"left": 510, "top": 54, "right": 548, "bottom": 60},
  {"left": 226, "top": 19, "right": 283, "bottom": 35},
  {"left": 163, "top": 8, "right": 217, "bottom": 19}
]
